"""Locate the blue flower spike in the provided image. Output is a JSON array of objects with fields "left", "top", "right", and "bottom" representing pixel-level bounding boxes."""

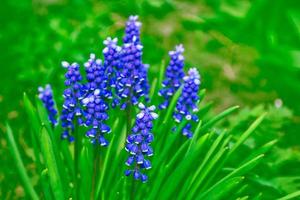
[
  {"left": 82, "top": 89, "right": 110, "bottom": 146},
  {"left": 124, "top": 103, "right": 158, "bottom": 182},
  {"left": 84, "top": 53, "right": 104, "bottom": 92},
  {"left": 123, "top": 15, "right": 142, "bottom": 44},
  {"left": 116, "top": 38, "right": 149, "bottom": 109},
  {"left": 173, "top": 68, "right": 201, "bottom": 138},
  {"left": 38, "top": 84, "right": 58, "bottom": 126},
  {"left": 103, "top": 37, "right": 122, "bottom": 104},
  {"left": 60, "top": 61, "right": 86, "bottom": 142},
  {"left": 159, "top": 44, "right": 185, "bottom": 109}
]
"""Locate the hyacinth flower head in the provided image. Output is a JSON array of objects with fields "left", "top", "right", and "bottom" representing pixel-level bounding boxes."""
[
  {"left": 38, "top": 84, "right": 58, "bottom": 126},
  {"left": 60, "top": 61, "right": 86, "bottom": 142},
  {"left": 102, "top": 37, "right": 122, "bottom": 106},
  {"left": 84, "top": 53, "right": 112, "bottom": 100},
  {"left": 159, "top": 44, "right": 185, "bottom": 109},
  {"left": 173, "top": 68, "right": 201, "bottom": 138},
  {"left": 82, "top": 89, "right": 110, "bottom": 146},
  {"left": 123, "top": 15, "right": 142, "bottom": 44},
  {"left": 116, "top": 38, "right": 149, "bottom": 109},
  {"left": 124, "top": 103, "right": 158, "bottom": 182}
]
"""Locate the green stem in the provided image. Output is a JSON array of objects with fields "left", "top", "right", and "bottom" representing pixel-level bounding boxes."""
[
  {"left": 126, "top": 102, "right": 132, "bottom": 135},
  {"left": 131, "top": 177, "right": 136, "bottom": 200},
  {"left": 91, "top": 145, "right": 101, "bottom": 200},
  {"left": 74, "top": 125, "right": 81, "bottom": 200}
]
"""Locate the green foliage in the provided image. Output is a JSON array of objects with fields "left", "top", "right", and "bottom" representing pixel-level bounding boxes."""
[
  {"left": 5, "top": 87, "right": 290, "bottom": 200},
  {"left": 1, "top": 0, "right": 300, "bottom": 199}
]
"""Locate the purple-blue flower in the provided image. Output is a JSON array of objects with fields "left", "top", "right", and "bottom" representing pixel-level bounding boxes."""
[
  {"left": 124, "top": 103, "right": 158, "bottom": 182},
  {"left": 60, "top": 61, "right": 86, "bottom": 142},
  {"left": 123, "top": 15, "right": 142, "bottom": 44},
  {"left": 82, "top": 89, "right": 110, "bottom": 146},
  {"left": 116, "top": 39, "right": 149, "bottom": 109},
  {"left": 84, "top": 53, "right": 111, "bottom": 99},
  {"left": 38, "top": 84, "right": 58, "bottom": 126},
  {"left": 158, "top": 45, "right": 185, "bottom": 109},
  {"left": 102, "top": 37, "right": 122, "bottom": 107},
  {"left": 173, "top": 68, "right": 201, "bottom": 138}
]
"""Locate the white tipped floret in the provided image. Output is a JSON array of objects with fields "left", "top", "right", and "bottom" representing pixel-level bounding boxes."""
[
  {"left": 178, "top": 54, "right": 184, "bottom": 61},
  {"left": 96, "top": 59, "right": 102, "bottom": 65},
  {"left": 185, "top": 115, "right": 192, "bottom": 120},
  {"left": 136, "top": 44, "right": 143, "bottom": 50},
  {"left": 175, "top": 44, "right": 184, "bottom": 53},
  {"left": 148, "top": 105, "right": 156, "bottom": 111},
  {"left": 61, "top": 61, "right": 69, "bottom": 68},
  {"left": 129, "top": 15, "right": 138, "bottom": 21},
  {"left": 150, "top": 112, "right": 158, "bottom": 119},
  {"left": 104, "top": 37, "right": 118, "bottom": 47},
  {"left": 137, "top": 112, "right": 145, "bottom": 119},
  {"left": 38, "top": 86, "right": 44, "bottom": 93},
  {"left": 84, "top": 62, "right": 90, "bottom": 68},
  {"left": 94, "top": 89, "right": 100, "bottom": 96},
  {"left": 90, "top": 53, "right": 96, "bottom": 60},
  {"left": 188, "top": 68, "right": 200, "bottom": 79},
  {"left": 112, "top": 37, "right": 118, "bottom": 43},
  {"left": 103, "top": 37, "right": 112, "bottom": 45},
  {"left": 103, "top": 47, "right": 109, "bottom": 54},
  {"left": 82, "top": 98, "right": 89, "bottom": 105},
  {"left": 138, "top": 103, "right": 145, "bottom": 109}
]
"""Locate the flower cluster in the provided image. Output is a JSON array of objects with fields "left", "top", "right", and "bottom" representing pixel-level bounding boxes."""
[
  {"left": 116, "top": 39, "right": 149, "bottom": 109},
  {"left": 38, "top": 84, "right": 58, "bottom": 125},
  {"left": 60, "top": 62, "right": 86, "bottom": 142},
  {"left": 159, "top": 44, "right": 185, "bottom": 109},
  {"left": 103, "top": 37, "right": 122, "bottom": 103},
  {"left": 173, "top": 68, "right": 201, "bottom": 138},
  {"left": 124, "top": 103, "right": 157, "bottom": 182},
  {"left": 37, "top": 15, "right": 202, "bottom": 183},
  {"left": 82, "top": 89, "right": 110, "bottom": 146},
  {"left": 123, "top": 15, "right": 142, "bottom": 44}
]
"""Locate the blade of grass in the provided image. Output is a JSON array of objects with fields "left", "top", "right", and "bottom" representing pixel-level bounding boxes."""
[
  {"left": 198, "top": 154, "right": 264, "bottom": 199},
  {"left": 199, "top": 105, "right": 239, "bottom": 134},
  {"left": 95, "top": 118, "right": 119, "bottom": 199},
  {"left": 189, "top": 130, "right": 226, "bottom": 186},
  {"left": 277, "top": 191, "right": 300, "bottom": 200},
  {"left": 79, "top": 142, "right": 93, "bottom": 200},
  {"left": 5, "top": 123, "right": 39, "bottom": 200},
  {"left": 228, "top": 113, "right": 267, "bottom": 156},
  {"left": 154, "top": 133, "right": 213, "bottom": 200},
  {"left": 188, "top": 147, "right": 228, "bottom": 200},
  {"left": 40, "top": 126, "right": 65, "bottom": 200},
  {"left": 197, "top": 176, "right": 244, "bottom": 200}
]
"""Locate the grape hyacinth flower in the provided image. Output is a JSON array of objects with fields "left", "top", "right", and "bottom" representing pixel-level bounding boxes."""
[
  {"left": 158, "top": 45, "right": 185, "bottom": 109},
  {"left": 124, "top": 103, "right": 158, "bottom": 182},
  {"left": 38, "top": 84, "right": 58, "bottom": 126},
  {"left": 123, "top": 15, "right": 142, "bottom": 44},
  {"left": 82, "top": 89, "right": 110, "bottom": 146},
  {"left": 173, "top": 68, "right": 201, "bottom": 138},
  {"left": 60, "top": 62, "right": 86, "bottom": 142},
  {"left": 102, "top": 37, "right": 122, "bottom": 106},
  {"left": 116, "top": 39, "right": 149, "bottom": 109},
  {"left": 84, "top": 53, "right": 112, "bottom": 99}
]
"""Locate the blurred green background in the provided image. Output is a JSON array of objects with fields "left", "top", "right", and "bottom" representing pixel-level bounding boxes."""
[{"left": 0, "top": 0, "right": 300, "bottom": 199}]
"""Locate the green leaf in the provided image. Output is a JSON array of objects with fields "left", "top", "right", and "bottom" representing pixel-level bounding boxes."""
[
  {"left": 95, "top": 118, "right": 120, "bottom": 199},
  {"left": 199, "top": 154, "right": 264, "bottom": 199},
  {"left": 5, "top": 123, "right": 39, "bottom": 200},
  {"left": 277, "top": 191, "right": 300, "bottom": 200},
  {"left": 228, "top": 112, "right": 267, "bottom": 156},
  {"left": 188, "top": 131, "right": 228, "bottom": 198},
  {"left": 39, "top": 126, "right": 65, "bottom": 200},
  {"left": 199, "top": 105, "right": 239, "bottom": 134},
  {"left": 197, "top": 176, "right": 245, "bottom": 200}
]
